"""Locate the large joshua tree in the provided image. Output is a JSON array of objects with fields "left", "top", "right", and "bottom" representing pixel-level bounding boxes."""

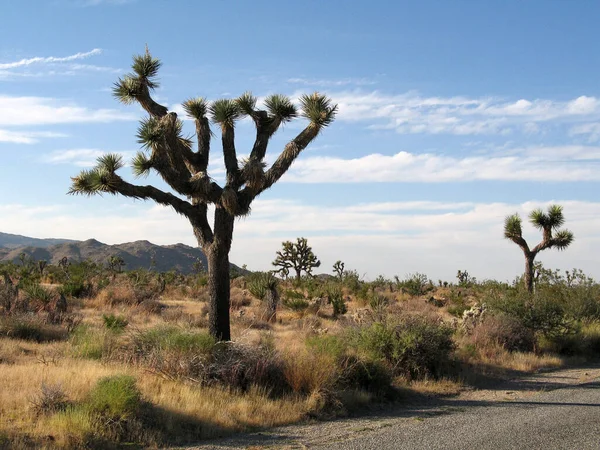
[
  {"left": 68, "top": 50, "right": 337, "bottom": 341},
  {"left": 504, "top": 204, "right": 574, "bottom": 293}
]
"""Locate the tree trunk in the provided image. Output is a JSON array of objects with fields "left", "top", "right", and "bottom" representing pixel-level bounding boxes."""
[
  {"left": 263, "top": 287, "right": 279, "bottom": 323},
  {"left": 201, "top": 207, "right": 235, "bottom": 342},
  {"left": 295, "top": 268, "right": 302, "bottom": 281},
  {"left": 524, "top": 253, "right": 535, "bottom": 294},
  {"left": 207, "top": 247, "right": 231, "bottom": 341}
]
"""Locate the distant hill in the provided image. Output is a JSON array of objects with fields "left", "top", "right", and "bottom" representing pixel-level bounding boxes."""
[
  {"left": 0, "top": 232, "right": 77, "bottom": 249},
  {"left": 0, "top": 234, "right": 242, "bottom": 275}
]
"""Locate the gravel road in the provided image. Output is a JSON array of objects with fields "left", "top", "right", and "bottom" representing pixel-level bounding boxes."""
[{"left": 183, "top": 365, "right": 600, "bottom": 450}]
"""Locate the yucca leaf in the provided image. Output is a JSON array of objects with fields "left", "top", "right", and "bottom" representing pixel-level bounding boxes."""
[
  {"left": 112, "top": 76, "right": 142, "bottom": 104},
  {"left": 236, "top": 92, "right": 257, "bottom": 116},
  {"left": 264, "top": 94, "right": 297, "bottom": 123},
  {"left": 96, "top": 153, "right": 124, "bottom": 173},
  {"left": 131, "top": 52, "right": 161, "bottom": 89},
  {"left": 546, "top": 204, "right": 565, "bottom": 229},
  {"left": 504, "top": 214, "right": 522, "bottom": 239},
  {"left": 209, "top": 99, "right": 241, "bottom": 127},
  {"left": 182, "top": 97, "right": 208, "bottom": 120},
  {"left": 529, "top": 208, "right": 548, "bottom": 230},
  {"left": 136, "top": 117, "right": 162, "bottom": 149},
  {"left": 552, "top": 229, "right": 574, "bottom": 250},
  {"left": 300, "top": 93, "right": 337, "bottom": 127},
  {"left": 131, "top": 151, "right": 152, "bottom": 178}
]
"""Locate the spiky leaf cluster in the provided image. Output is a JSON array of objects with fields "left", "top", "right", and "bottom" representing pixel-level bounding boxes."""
[
  {"left": 265, "top": 94, "right": 297, "bottom": 123},
  {"left": 300, "top": 93, "right": 338, "bottom": 127},
  {"left": 552, "top": 230, "right": 574, "bottom": 250},
  {"left": 131, "top": 151, "right": 153, "bottom": 178},
  {"left": 504, "top": 214, "right": 523, "bottom": 240},
  {"left": 182, "top": 97, "right": 208, "bottom": 120},
  {"left": 235, "top": 92, "right": 257, "bottom": 116},
  {"left": 209, "top": 99, "right": 241, "bottom": 127},
  {"left": 112, "top": 52, "right": 161, "bottom": 104},
  {"left": 136, "top": 117, "right": 162, "bottom": 150},
  {"left": 131, "top": 53, "right": 161, "bottom": 87}
]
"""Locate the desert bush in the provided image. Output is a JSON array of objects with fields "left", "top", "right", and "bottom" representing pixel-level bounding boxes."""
[
  {"left": 0, "top": 315, "right": 67, "bottom": 342},
  {"left": 247, "top": 272, "right": 278, "bottom": 300},
  {"left": 539, "top": 321, "right": 600, "bottom": 357},
  {"left": 352, "top": 317, "right": 455, "bottom": 380},
  {"left": 71, "top": 324, "right": 117, "bottom": 359},
  {"left": 486, "top": 286, "right": 573, "bottom": 337},
  {"left": 397, "top": 272, "right": 433, "bottom": 296},
  {"left": 86, "top": 375, "right": 141, "bottom": 421},
  {"left": 296, "top": 334, "right": 392, "bottom": 396},
  {"left": 469, "top": 314, "right": 535, "bottom": 352},
  {"left": 282, "top": 290, "right": 309, "bottom": 311},
  {"left": 136, "top": 299, "right": 165, "bottom": 315},
  {"left": 324, "top": 285, "right": 347, "bottom": 316},
  {"left": 21, "top": 282, "right": 53, "bottom": 304},
  {"left": 102, "top": 313, "right": 129, "bottom": 332},
  {"left": 31, "top": 383, "right": 69, "bottom": 416}
]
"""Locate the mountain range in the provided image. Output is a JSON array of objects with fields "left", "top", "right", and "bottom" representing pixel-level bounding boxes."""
[{"left": 0, "top": 232, "right": 225, "bottom": 274}]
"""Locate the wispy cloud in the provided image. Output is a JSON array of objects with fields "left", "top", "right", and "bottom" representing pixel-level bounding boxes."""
[
  {"left": 287, "top": 77, "right": 377, "bottom": 87},
  {"left": 324, "top": 90, "right": 600, "bottom": 135},
  {"left": 0, "top": 49, "right": 102, "bottom": 70},
  {"left": 0, "top": 95, "right": 135, "bottom": 126},
  {"left": 0, "top": 49, "right": 120, "bottom": 79},
  {"left": 43, "top": 149, "right": 135, "bottom": 167},
  {"left": 282, "top": 145, "right": 600, "bottom": 183},
  {"left": 0, "top": 130, "right": 67, "bottom": 144}
]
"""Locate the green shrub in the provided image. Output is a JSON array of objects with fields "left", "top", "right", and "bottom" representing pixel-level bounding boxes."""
[
  {"left": 325, "top": 285, "right": 347, "bottom": 316},
  {"left": 306, "top": 334, "right": 348, "bottom": 362},
  {"left": 282, "top": 292, "right": 309, "bottom": 311},
  {"left": 247, "top": 272, "right": 278, "bottom": 300},
  {"left": 71, "top": 325, "right": 115, "bottom": 359},
  {"left": 470, "top": 314, "right": 535, "bottom": 352},
  {"left": 22, "top": 282, "right": 53, "bottom": 304},
  {"left": 102, "top": 313, "right": 129, "bottom": 332},
  {"left": 133, "top": 326, "right": 216, "bottom": 354},
  {"left": 397, "top": 272, "right": 432, "bottom": 296},
  {"left": 353, "top": 318, "right": 455, "bottom": 380},
  {"left": 86, "top": 375, "right": 141, "bottom": 421}
]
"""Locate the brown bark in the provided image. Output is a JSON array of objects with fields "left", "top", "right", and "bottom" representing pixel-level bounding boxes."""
[
  {"left": 203, "top": 207, "right": 235, "bottom": 341},
  {"left": 524, "top": 253, "right": 536, "bottom": 294},
  {"left": 206, "top": 247, "right": 231, "bottom": 341}
]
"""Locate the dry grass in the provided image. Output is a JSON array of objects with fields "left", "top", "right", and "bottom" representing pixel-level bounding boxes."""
[{"left": 0, "top": 276, "right": 588, "bottom": 448}]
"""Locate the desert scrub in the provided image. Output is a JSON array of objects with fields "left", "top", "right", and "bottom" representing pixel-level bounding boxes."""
[
  {"left": 71, "top": 324, "right": 117, "bottom": 359},
  {"left": 0, "top": 315, "right": 67, "bottom": 342},
  {"left": 102, "top": 313, "right": 129, "bottom": 332},
  {"left": 48, "top": 375, "right": 144, "bottom": 447},
  {"left": 352, "top": 317, "right": 455, "bottom": 380}
]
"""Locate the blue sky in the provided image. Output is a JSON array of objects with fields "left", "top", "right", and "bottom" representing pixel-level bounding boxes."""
[{"left": 1, "top": 0, "right": 600, "bottom": 281}]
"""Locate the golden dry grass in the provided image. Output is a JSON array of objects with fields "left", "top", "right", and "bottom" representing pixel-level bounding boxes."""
[{"left": 0, "top": 278, "right": 581, "bottom": 448}]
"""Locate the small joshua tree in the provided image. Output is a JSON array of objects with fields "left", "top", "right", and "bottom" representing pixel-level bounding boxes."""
[
  {"left": 69, "top": 50, "right": 337, "bottom": 341},
  {"left": 333, "top": 260, "right": 345, "bottom": 280},
  {"left": 504, "top": 204, "right": 574, "bottom": 293},
  {"left": 272, "top": 237, "right": 321, "bottom": 281}
]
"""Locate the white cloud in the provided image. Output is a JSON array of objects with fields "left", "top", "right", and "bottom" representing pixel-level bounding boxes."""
[
  {"left": 0, "top": 130, "right": 67, "bottom": 144},
  {"left": 43, "top": 149, "right": 135, "bottom": 167},
  {"left": 326, "top": 91, "right": 600, "bottom": 135},
  {"left": 0, "top": 95, "right": 135, "bottom": 126},
  {"left": 281, "top": 145, "right": 600, "bottom": 183},
  {"left": 570, "top": 122, "right": 600, "bottom": 142},
  {"left": 287, "top": 77, "right": 376, "bottom": 87},
  {"left": 0, "top": 199, "right": 597, "bottom": 282},
  {"left": 0, "top": 49, "right": 102, "bottom": 70}
]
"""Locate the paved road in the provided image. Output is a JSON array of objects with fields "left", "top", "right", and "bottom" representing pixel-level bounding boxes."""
[{"left": 186, "top": 366, "right": 600, "bottom": 450}]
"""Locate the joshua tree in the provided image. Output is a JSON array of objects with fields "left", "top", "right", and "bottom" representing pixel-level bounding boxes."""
[
  {"left": 504, "top": 204, "right": 574, "bottom": 293},
  {"left": 272, "top": 237, "right": 321, "bottom": 281},
  {"left": 333, "top": 260, "right": 345, "bottom": 280},
  {"left": 107, "top": 255, "right": 126, "bottom": 275},
  {"left": 68, "top": 50, "right": 337, "bottom": 341}
]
